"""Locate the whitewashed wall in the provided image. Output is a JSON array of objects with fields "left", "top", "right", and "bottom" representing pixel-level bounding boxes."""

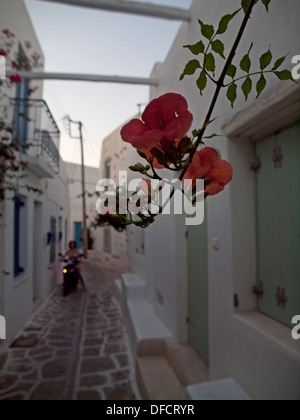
[
  {"left": 65, "top": 162, "right": 100, "bottom": 252},
  {"left": 127, "top": 0, "right": 300, "bottom": 400},
  {"left": 96, "top": 122, "right": 129, "bottom": 270},
  {"left": 0, "top": 0, "right": 70, "bottom": 345}
]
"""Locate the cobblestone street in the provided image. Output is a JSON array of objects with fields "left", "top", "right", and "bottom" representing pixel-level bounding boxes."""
[{"left": 0, "top": 261, "right": 138, "bottom": 400}]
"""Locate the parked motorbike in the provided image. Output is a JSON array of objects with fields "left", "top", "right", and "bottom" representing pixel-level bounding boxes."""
[{"left": 59, "top": 254, "right": 82, "bottom": 297}]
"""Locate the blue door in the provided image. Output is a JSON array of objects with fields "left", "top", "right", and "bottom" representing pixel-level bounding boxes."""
[{"left": 74, "top": 222, "right": 83, "bottom": 250}]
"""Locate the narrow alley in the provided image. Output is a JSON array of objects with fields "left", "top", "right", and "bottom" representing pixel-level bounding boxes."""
[{"left": 0, "top": 262, "right": 138, "bottom": 401}]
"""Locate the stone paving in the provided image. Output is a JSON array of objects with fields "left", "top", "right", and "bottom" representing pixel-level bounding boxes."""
[{"left": 0, "top": 261, "right": 138, "bottom": 400}]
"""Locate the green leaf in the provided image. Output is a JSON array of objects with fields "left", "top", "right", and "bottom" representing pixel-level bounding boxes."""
[
  {"left": 227, "top": 83, "right": 238, "bottom": 108},
  {"left": 192, "top": 129, "right": 201, "bottom": 137},
  {"left": 261, "top": 0, "right": 272, "bottom": 11},
  {"left": 274, "top": 70, "right": 293, "bottom": 81},
  {"left": 226, "top": 64, "right": 237, "bottom": 79},
  {"left": 203, "top": 134, "right": 222, "bottom": 139},
  {"left": 180, "top": 59, "right": 201, "bottom": 80},
  {"left": 204, "top": 117, "right": 218, "bottom": 129},
  {"left": 198, "top": 19, "right": 214, "bottom": 40},
  {"left": 260, "top": 49, "right": 272, "bottom": 70},
  {"left": 241, "top": 76, "right": 252, "bottom": 101},
  {"left": 212, "top": 40, "right": 225, "bottom": 59},
  {"left": 197, "top": 71, "right": 207, "bottom": 95},
  {"left": 240, "top": 53, "right": 251, "bottom": 73},
  {"left": 256, "top": 74, "right": 267, "bottom": 98},
  {"left": 242, "top": 0, "right": 259, "bottom": 14},
  {"left": 216, "top": 9, "right": 241, "bottom": 35},
  {"left": 272, "top": 55, "right": 287, "bottom": 71},
  {"left": 242, "top": 0, "right": 250, "bottom": 13},
  {"left": 204, "top": 53, "right": 216, "bottom": 73},
  {"left": 184, "top": 41, "right": 205, "bottom": 56}
]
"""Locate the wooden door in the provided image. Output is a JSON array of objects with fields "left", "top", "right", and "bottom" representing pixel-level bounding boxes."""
[{"left": 255, "top": 122, "right": 300, "bottom": 326}]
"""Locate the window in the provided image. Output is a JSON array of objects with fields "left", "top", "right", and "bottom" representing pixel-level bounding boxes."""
[
  {"left": 14, "top": 196, "right": 27, "bottom": 278},
  {"left": 13, "top": 45, "right": 30, "bottom": 150},
  {"left": 49, "top": 217, "right": 56, "bottom": 265},
  {"left": 104, "top": 227, "right": 111, "bottom": 253},
  {"left": 254, "top": 122, "right": 300, "bottom": 326},
  {"left": 74, "top": 222, "right": 83, "bottom": 250}
]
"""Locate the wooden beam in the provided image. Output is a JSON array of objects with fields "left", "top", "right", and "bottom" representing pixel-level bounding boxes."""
[
  {"left": 36, "top": 0, "right": 190, "bottom": 21},
  {"left": 7, "top": 70, "right": 158, "bottom": 86}
]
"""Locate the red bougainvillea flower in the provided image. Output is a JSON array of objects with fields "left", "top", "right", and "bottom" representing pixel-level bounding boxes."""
[
  {"left": 121, "top": 93, "right": 193, "bottom": 151},
  {"left": 0, "top": 49, "right": 6, "bottom": 56},
  {"left": 184, "top": 147, "right": 233, "bottom": 196},
  {"left": 2, "top": 29, "right": 15, "bottom": 37},
  {"left": 19, "top": 161, "right": 26, "bottom": 166},
  {"left": 205, "top": 160, "right": 233, "bottom": 195},
  {"left": 5, "top": 155, "right": 16, "bottom": 161},
  {"left": 10, "top": 74, "right": 22, "bottom": 84}
]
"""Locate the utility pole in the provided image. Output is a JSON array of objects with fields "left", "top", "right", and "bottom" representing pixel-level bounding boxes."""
[
  {"left": 78, "top": 122, "right": 88, "bottom": 259},
  {"left": 65, "top": 116, "right": 88, "bottom": 259}
]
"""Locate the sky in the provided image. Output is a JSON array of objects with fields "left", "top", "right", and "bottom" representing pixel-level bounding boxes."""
[{"left": 23, "top": 0, "right": 193, "bottom": 170}]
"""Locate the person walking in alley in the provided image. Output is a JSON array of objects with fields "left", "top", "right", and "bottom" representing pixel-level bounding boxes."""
[{"left": 62, "top": 241, "right": 86, "bottom": 292}]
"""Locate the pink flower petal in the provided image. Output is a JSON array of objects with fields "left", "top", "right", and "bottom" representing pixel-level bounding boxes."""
[
  {"left": 142, "top": 93, "right": 189, "bottom": 130},
  {"left": 205, "top": 160, "right": 233, "bottom": 196},
  {"left": 164, "top": 110, "right": 193, "bottom": 141},
  {"left": 121, "top": 93, "right": 193, "bottom": 152},
  {"left": 184, "top": 147, "right": 219, "bottom": 181}
]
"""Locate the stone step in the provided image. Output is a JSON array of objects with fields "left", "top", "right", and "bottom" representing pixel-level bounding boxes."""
[
  {"left": 136, "top": 342, "right": 209, "bottom": 401},
  {"left": 121, "top": 273, "right": 146, "bottom": 300},
  {"left": 127, "top": 298, "right": 173, "bottom": 347},
  {"left": 186, "top": 378, "right": 252, "bottom": 401},
  {"left": 166, "top": 343, "right": 209, "bottom": 387},
  {"left": 137, "top": 355, "right": 185, "bottom": 401},
  {"left": 114, "top": 279, "right": 123, "bottom": 312}
]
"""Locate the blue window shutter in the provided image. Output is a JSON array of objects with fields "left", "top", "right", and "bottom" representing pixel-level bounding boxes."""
[
  {"left": 50, "top": 217, "right": 56, "bottom": 264},
  {"left": 14, "top": 197, "right": 25, "bottom": 277},
  {"left": 13, "top": 45, "right": 30, "bottom": 151},
  {"left": 14, "top": 199, "right": 20, "bottom": 277}
]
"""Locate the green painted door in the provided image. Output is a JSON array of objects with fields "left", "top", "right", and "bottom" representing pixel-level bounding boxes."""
[
  {"left": 187, "top": 213, "right": 209, "bottom": 364},
  {"left": 255, "top": 122, "right": 300, "bottom": 326}
]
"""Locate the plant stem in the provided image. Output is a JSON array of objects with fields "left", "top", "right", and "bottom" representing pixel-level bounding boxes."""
[
  {"left": 224, "top": 70, "right": 274, "bottom": 87},
  {"left": 179, "top": 0, "right": 257, "bottom": 182}
]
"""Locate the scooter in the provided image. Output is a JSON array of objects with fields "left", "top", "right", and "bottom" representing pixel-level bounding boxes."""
[{"left": 59, "top": 254, "right": 80, "bottom": 297}]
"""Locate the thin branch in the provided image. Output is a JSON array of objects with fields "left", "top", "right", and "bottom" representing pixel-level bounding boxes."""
[
  {"left": 224, "top": 70, "right": 274, "bottom": 87},
  {"left": 179, "top": 0, "right": 257, "bottom": 182}
]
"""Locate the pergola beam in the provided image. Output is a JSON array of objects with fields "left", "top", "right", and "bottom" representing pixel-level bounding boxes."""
[
  {"left": 7, "top": 70, "right": 158, "bottom": 86},
  {"left": 36, "top": 0, "right": 190, "bottom": 21}
]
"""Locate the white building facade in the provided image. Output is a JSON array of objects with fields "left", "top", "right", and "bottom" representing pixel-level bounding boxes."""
[
  {"left": 65, "top": 162, "right": 99, "bottom": 255},
  {"left": 96, "top": 123, "right": 129, "bottom": 271},
  {"left": 123, "top": 0, "right": 300, "bottom": 400},
  {"left": 0, "top": 0, "right": 70, "bottom": 346}
]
